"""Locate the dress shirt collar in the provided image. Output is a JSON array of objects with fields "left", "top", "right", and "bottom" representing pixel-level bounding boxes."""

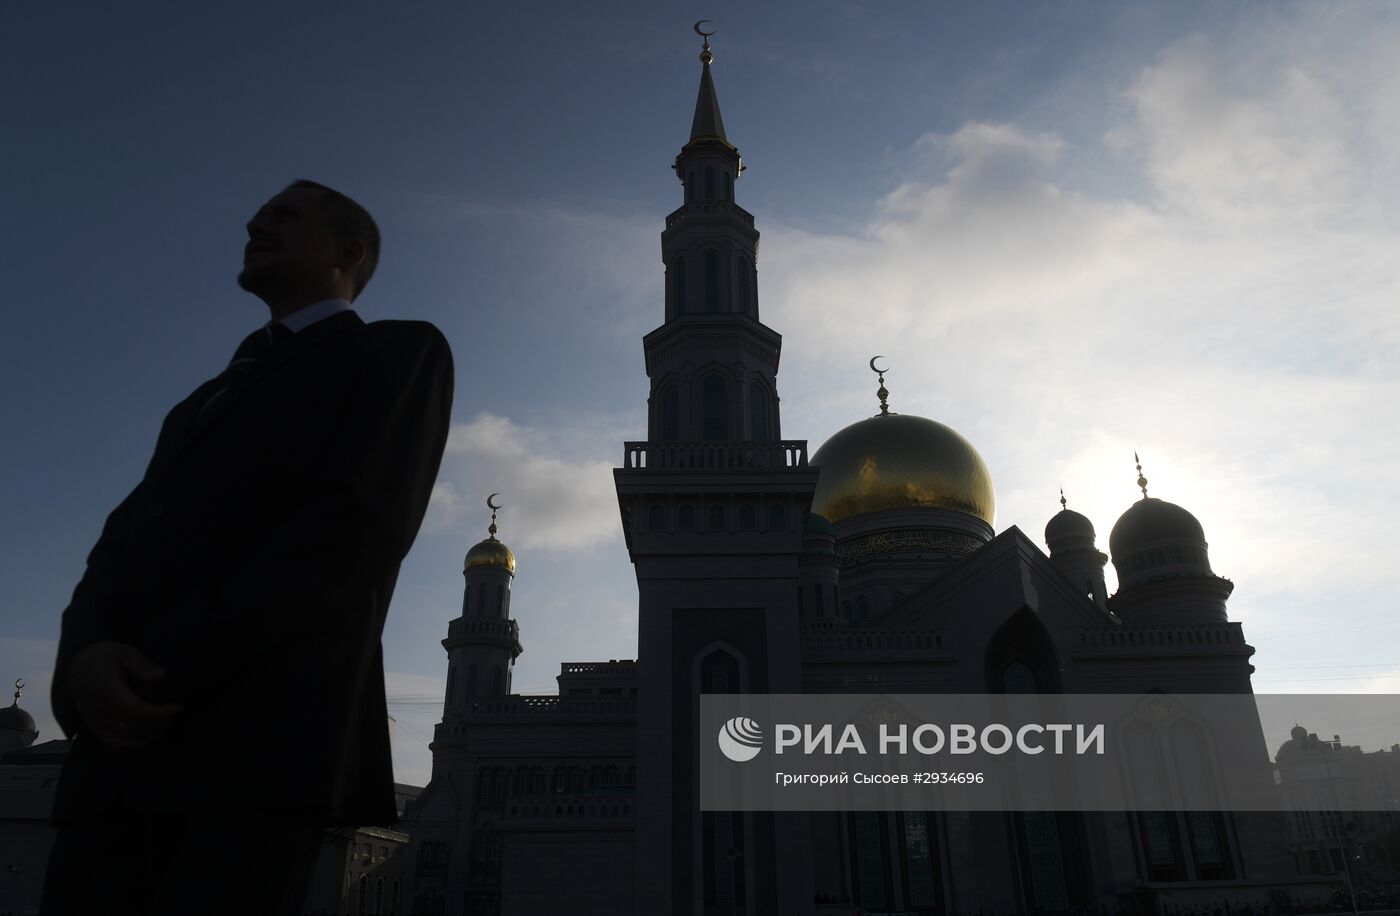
[{"left": 276, "top": 298, "right": 353, "bottom": 334}]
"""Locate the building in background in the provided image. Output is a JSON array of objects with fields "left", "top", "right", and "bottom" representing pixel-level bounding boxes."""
[
  {"left": 1276, "top": 726, "right": 1400, "bottom": 883},
  {"left": 404, "top": 33, "right": 1336, "bottom": 916}
]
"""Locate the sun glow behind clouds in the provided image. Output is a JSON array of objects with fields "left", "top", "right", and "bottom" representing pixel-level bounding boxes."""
[{"left": 760, "top": 6, "right": 1400, "bottom": 664}]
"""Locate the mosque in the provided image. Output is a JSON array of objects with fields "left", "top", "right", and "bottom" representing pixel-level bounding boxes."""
[{"left": 403, "top": 32, "right": 1312, "bottom": 916}]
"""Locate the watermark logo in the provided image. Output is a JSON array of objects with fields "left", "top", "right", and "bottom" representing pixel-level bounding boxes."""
[{"left": 717, "top": 716, "right": 764, "bottom": 762}]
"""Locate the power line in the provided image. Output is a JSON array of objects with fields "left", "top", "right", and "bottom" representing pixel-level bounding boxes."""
[{"left": 1250, "top": 620, "right": 1400, "bottom": 642}]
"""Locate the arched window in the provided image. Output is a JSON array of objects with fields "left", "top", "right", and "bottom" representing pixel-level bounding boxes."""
[
  {"left": 648, "top": 504, "right": 666, "bottom": 530},
  {"left": 901, "top": 811, "right": 940, "bottom": 908},
  {"left": 466, "top": 664, "right": 478, "bottom": 697},
  {"left": 391, "top": 880, "right": 400, "bottom": 915},
  {"left": 1003, "top": 661, "right": 1037, "bottom": 694},
  {"left": 738, "top": 504, "right": 756, "bottom": 530},
  {"left": 736, "top": 256, "right": 751, "bottom": 313},
  {"left": 678, "top": 504, "right": 696, "bottom": 530},
  {"left": 491, "top": 667, "right": 503, "bottom": 697},
  {"left": 705, "top": 166, "right": 715, "bottom": 199},
  {"left": 749, "top": 382, "right": 769, "bottom": 439},
  {"left": 851, "top": 811, "right": 891, "bottom": 909},
  {"left": 661, "top": 384, "right": 679, "bottom": 441},
  {"left": 724, "top": 171, "right": 733, "bottom": 200},
  {"left": 1128, "top": 721, "right": 1183, "bottom": 881},
  {"left": 704, "top": 250, "right": 719, "bottom": 311},
  {"left": 673, "top": 257, "right": 686, "bottom": 312},
  {"left": 495, "top": 584, "right": 504, "bottom": 614},
  {"left": 702, "top": 376, "right": 728, "bottom": 440},
  {"left": 358, "top": 875, "right": 368, "bottom": 913},
  {"left": 701, "top": 649, "right": 738, "bottom": 695},
  {"left": 687, "top": 172, "right": 695, "bottom": 202},
  {"left": 767, "top": 503, "right": 786, "bottom": 531},
  {"left": 709, "top": 504, "right": 727, "bottom": 530},
  {"left": 814, "top": 583, "right": 824, "bottom": 615},
  {"left": 1170, "top": 722, "right": 1232, "bottom": 880},
  {"left": 375, "top": 876, "right": 385, "bottom": 914},
  {"left": 445, "top": 667, "right": 456, "bottom": 708},
  {"left": 477, "top": 582, "right": 486, "bottom": 615}
]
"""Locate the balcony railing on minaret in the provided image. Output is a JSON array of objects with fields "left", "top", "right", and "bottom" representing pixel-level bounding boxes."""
[{"left": 621, "top": 439, "right": 808, "bottom": 469}]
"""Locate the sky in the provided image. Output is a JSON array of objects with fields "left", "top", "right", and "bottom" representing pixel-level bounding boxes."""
[{"left": 3, "top": 1, "right": 1398, "bottom": 787}]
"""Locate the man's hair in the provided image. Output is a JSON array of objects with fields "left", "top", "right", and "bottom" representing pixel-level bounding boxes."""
[{"left": 286, "top": 179, "right": 381, "bottom": 300}]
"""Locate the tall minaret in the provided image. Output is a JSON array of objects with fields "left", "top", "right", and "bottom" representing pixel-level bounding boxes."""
[
  {"left": 647, "top": 27, "right": 781, "bottom": 443},
  {"left": 616, "top": 25, "right": 817, "bottom": 915}
]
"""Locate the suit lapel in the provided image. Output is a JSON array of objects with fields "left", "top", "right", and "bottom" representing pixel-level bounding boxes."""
[{"left": 152, "top": 311, "right": 365, "bottom": 477}]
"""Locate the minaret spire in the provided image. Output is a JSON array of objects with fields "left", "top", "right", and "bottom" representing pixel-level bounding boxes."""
[{"left": 689, "top": 21, "right": 728, "bottom": 144}]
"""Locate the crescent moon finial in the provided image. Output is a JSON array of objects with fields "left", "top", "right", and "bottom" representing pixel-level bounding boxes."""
[
  {"left": 869, "top": 356, "right": 893, "bottom": 416},
  {"left": 693, "top": 20, "right": 716, "bottom": 64},
  {"left": 486, "top": 493, "right": 502, "bottom": 539},
  {"left": 12, "top": 678, "right": 21, "bottom": 706}
]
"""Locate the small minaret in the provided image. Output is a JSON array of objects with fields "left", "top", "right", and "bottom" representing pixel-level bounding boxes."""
[
  {"left": 1044, "top": 489, "right": 1109, "bottom": 610},
  {"left": 1107, "top": 455, "right": 1234, "bottom": 624},
  {"left": 442, "top": 495, "right": 523, "bottom": 715}
]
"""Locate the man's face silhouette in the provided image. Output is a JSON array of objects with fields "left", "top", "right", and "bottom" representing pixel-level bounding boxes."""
[{"left": 237, "top": 187, "right": 341, "bottom": 303}]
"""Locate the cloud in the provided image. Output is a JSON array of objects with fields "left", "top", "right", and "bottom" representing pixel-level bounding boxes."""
[
  {"left": 1111, "top": 6, "right": 1400, "bottom": 227},
  {"left": 751, "top": 5, "right": 1400, "bottom": 659},
  {"left": 426, "top": 412, "right": 624, "bottom": 552}
]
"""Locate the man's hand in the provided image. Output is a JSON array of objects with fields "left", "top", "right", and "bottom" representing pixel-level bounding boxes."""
[{"left": 66, "top": 641, "right": 185, "bottom": 750}]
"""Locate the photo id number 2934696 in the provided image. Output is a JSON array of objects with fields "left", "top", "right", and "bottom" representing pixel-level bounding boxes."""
[{"left": 913, "top": 772, "right": 985, "bottom": 784}]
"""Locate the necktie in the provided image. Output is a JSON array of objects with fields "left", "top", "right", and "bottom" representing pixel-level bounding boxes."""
[{"left": 197, "top": 323, "right": 293, "bottom": 418}]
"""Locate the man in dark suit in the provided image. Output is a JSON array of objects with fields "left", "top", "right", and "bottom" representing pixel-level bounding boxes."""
[{"left": 42, "top": 180, "right": 454, "bottom": 915}]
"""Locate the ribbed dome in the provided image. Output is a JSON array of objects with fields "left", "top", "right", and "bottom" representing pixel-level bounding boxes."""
[
  {"left": 1109, "top": 498, "right": 1205, "bottom": 557},
  {"left": 810, "top": 414, "right": 995, "bottom": 526},
  {"left": 465, "top": 537, "right": 516, "bottom": 574},
  {"left": 1045, "top": 508, "right": 1095, "bottom": 545},
  {"left": 803, "top": 512, "right": 837, "bottom": 537}
]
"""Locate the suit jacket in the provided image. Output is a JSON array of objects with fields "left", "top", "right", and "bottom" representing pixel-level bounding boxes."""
[{"left": 50, "top": 310, "right": 453, "bottom": 826}]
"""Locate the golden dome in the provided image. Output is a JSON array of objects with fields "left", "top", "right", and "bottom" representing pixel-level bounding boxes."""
[
  {"left": 810, "top": 413, "right": 995, "bottom": 526},
  {"left": 465, "top": 536, "right": 516, "bottom": 574}
]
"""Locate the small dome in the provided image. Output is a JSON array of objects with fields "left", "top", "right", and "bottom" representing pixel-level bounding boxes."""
[
  {"left": 0, "top": 703, "right": 37, "bottom": 754},
  {"left": 465, "top": 537, "right": 516, "bottom": 574},
  {"left": 811, "top": 414, "right": 995, "bottom": 526},
  {"left": 1045, "top": 508, "right": 1095, "bottom": 545},
  {"left": 0, "top": 704, "right": 35, "bottom": 735},
  {"left": 1109, "top": 498, "right": 1206, "bottom": 557},
  {"left": 1277, "top": 726, "right": 1317, "bottom": 758},
  {"left": 804, "top": 512, "right": 837, "bottom": 537}
]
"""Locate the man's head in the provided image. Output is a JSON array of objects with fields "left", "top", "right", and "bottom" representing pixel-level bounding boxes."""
[{"left": 237, "top": 180, "right": 381, "bottom": 313}]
